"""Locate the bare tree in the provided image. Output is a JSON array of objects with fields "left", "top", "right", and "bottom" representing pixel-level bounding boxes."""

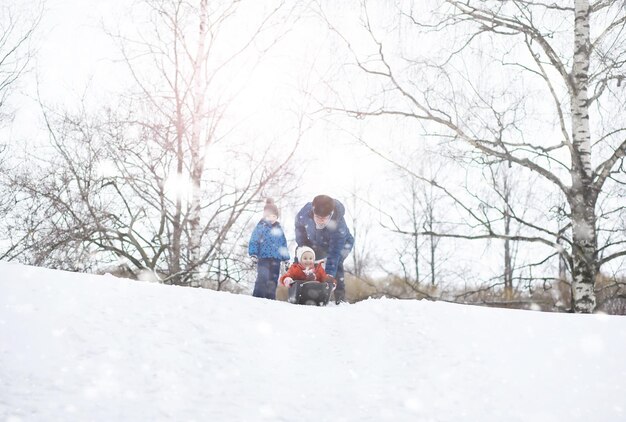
[
  {"left": 0, "top": 2, "right": 43, "bottom": 259},
  {"left": 5, "top": 0, "right": 303, "bottom": 285},
  {"left": 103, "top": 0, "right": 299, "bottom": 285},
  {"left": 481, "top": 162, "right": 535, "bottom": 302},
  {"left": 0, "top": 2, "right": 41, "bottom": 123},
  {"left": 7, "top": 93, "right": 300, "bottom": 281},
  {"left": 318, "top": 0, "right": 626, "bottom": 312},
  {"left": 387, "top": 175, "right": 444, "bottom": 287},
  {"left": 420, "top": 177, "right": 443, "bottom": 287},
  {"left": 345, "top": 182, "right": 374, "bottom": 279},
  {"left": 497, "top": 168, "right": 514, "bottom": 300}
]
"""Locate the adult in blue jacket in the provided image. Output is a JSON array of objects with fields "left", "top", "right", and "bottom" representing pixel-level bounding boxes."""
[{"left": 295, "top": 194, "right": 354, "bottom": 303}]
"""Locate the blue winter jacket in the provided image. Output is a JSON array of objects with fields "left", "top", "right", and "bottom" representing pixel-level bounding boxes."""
[
  {"left": 248, "top": 219, "right": 290, "bottom": 261},
  {"left": 295, "top": 199, "right": 354, "bottom": 277}
]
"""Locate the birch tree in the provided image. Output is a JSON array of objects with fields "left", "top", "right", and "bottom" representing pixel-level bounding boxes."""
[{"left": 319, "top": 0, "right": 626, "bottom": 312}]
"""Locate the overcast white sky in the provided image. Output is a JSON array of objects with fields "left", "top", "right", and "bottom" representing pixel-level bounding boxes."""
[{"left": 21, "top": 0, "right": 387, "bottom": 199}]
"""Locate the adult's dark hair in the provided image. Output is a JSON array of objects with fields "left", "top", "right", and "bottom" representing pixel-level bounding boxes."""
[{"left": 312, "top": 195, "right": 335, "bottom": 217}]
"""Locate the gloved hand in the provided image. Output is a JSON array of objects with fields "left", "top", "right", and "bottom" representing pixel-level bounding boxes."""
[
  {"left": 326, "top": 276, "right": 337, "bottom": 285},
  {"left": 282, "top": 277, "right": 294, "bottom": 287},
  {"left": 303, "top": 268, "right": 316, "bottom": 281}
]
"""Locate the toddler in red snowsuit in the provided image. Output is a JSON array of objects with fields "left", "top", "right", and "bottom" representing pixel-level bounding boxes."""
[{"left": 280, "top": 246, "right": 336, "bottom": 287}]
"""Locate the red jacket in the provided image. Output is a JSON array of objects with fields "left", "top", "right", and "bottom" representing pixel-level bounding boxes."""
[{"left": 280, "top": 263, "right": 335, "bottom": 284}]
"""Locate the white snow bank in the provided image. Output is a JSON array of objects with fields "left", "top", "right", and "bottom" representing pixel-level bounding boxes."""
[{"left": 1, "top": 262, "right": 625, "bottom": 422}]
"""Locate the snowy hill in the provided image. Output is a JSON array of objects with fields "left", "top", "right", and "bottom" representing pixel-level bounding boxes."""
[{"left": 1, "top": 262, "right": 625, "bottom": 422}]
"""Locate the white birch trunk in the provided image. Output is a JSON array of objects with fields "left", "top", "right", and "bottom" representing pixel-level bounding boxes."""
[{"left": 569, "top": 0, "right": 596, "bottom": 312}]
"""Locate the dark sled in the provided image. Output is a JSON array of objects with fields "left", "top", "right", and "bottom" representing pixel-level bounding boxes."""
[{"left": 288, "top": 280, "right": 334, "bottom": 306}]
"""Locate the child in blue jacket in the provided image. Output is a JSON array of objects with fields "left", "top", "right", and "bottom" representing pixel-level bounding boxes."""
[{"left": 248, "top": 199, "right": 290, "bottom": 299}]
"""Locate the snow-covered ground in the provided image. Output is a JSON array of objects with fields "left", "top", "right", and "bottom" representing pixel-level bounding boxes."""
[{"left": 1, "top": 262, "right": 625, "bottom": 422}]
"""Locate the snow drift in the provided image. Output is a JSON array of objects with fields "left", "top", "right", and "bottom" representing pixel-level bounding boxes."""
[{"left": 1, "top": 262, "right": 625, "bottom": 422}]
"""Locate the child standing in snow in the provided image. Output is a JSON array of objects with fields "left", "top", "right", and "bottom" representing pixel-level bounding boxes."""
[
  {"left": 280, "top": 246, "right": 336, "bottom": 287},
  {"left": 249, "top": 199, "right": 290, "bottom": 300}
]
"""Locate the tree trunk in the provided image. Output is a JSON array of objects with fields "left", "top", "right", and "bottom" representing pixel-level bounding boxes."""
[
  {"left": 503, "top": 173, "right": 513, "bottom": 301},
  {"left": 188, "top": 0, "right": 209, "bottom": 287},
  {"left": 412, "top": 191, "right": 420, "bottom": 284},
  {"left": 569, "top": 200, "right": 597, "bottom": 312},
  {"left": 351, "top": 217, "right": 361, "bottom": 278},
  {"left": 426, "top": 203, "right": 436, "bottom": 287},
  {"left": 503, "top": 213, "right": 513, "bottom": 301},
  {"left": 170, "top": 98, "right": 186, "bottom": 285},
  {"left": 569, "top": 0, "right": 596, "bottom": 313}
]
